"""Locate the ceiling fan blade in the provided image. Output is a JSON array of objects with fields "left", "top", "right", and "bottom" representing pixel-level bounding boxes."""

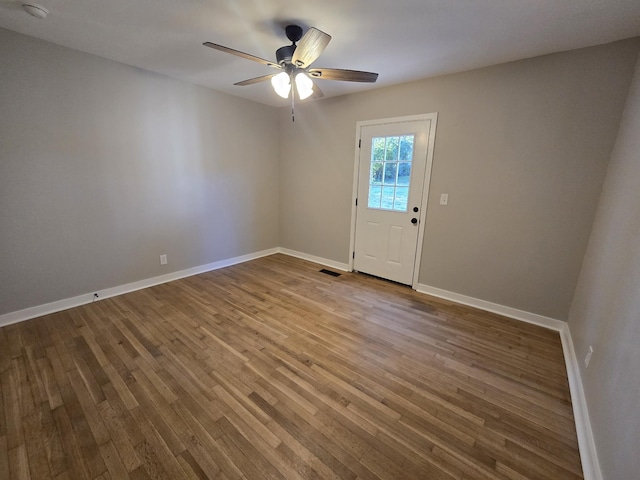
[
  {"left": 203, "top": 42, "right": 280, "bottom": 68},
  {"left": 310, "top": 83, "right": 324, "bottom": 99},
  {"left": 234, "top": 74, "right": 278, "bottom": 86},
  {"left": 308, "top": 68, "right": 378, "bottom": 83},
  {"left": 291, "top": 27, "right": 331, "bottom": 68}
]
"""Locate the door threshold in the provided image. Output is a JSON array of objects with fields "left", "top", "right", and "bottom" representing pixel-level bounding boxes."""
[{"left": 354, "top": 271, "right": 412, "bottom": 288}]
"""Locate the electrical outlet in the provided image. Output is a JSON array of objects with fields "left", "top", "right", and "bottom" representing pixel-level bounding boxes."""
[
  {"left": 584, "top": 345, "right": 594, "bottom": 368},
  {"left": 440, "top": 193, "right": 449, "bottom": 205},
  {"left": 160, "top": 254, "right": 168, "bottom": 266}
]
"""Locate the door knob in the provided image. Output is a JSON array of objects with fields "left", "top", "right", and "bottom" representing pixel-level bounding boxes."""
[{"left": 411, "top": 218, "right": 418, "bottom": 224}]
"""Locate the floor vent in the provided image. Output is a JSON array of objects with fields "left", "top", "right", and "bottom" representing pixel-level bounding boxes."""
[{"left": 319, "top": 269, "right": 341, "bottom": 277}]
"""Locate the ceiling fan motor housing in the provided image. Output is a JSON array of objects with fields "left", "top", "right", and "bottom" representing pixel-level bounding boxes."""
[{"left": 276, "top": 45, "right": 296, "bottom": 66}]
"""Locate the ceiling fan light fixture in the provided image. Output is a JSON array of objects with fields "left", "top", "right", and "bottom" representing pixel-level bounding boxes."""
[
  {"left": 295, "top": 72, "right": 314, "bottom": 100},
  {"left": 271, "top": 71, "right": 291, "bottom": 99}
]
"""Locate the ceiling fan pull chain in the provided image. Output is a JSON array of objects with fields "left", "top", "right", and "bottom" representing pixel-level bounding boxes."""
[{"left": 291, "top": 86, "right": 295, "bottom": 122}]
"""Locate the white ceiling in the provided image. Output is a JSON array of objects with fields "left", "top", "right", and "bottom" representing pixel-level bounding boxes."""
[{"left": 1, "top": 0, "right": 640, "bottom": 107}]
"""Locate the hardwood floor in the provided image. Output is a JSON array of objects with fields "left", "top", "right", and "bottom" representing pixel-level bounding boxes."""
[{"left": 0, "top": 253, "right": 583, "bottom": 479}]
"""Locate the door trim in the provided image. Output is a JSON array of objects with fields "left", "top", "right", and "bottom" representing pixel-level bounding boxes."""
[{"left": 348, "top": 113, "right": 438, "bottom": 288}]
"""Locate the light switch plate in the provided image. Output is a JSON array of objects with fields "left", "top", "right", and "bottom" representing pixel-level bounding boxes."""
[{"left": 440, "top": 194, "right": 449, "bottom": 205}]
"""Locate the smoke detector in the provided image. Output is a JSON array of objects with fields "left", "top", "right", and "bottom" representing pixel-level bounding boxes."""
[{"left": 22, "top": 3, "right": 49, "bottom": 19}]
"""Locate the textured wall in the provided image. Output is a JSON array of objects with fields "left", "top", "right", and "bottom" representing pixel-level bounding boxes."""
[
  {"left": 0, "top": 29, "right": 280, "bottom": 315},
  {"left": 278, "top": 39, "right": 640, "bottom": 320},
  {"left": 568, "top": 52, "right": 640, "bottom": 480}
]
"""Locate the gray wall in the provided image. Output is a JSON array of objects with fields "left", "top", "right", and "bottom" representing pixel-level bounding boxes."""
[
  {"left": 2, "top": 25, "right": 638, "bottom": 328},
  {"left": 568, "top": 52, "right": 640, "bottom": 480},
  {"left": 279, "top": 39, "right": 640, "bottom": 320},
  {"left": 2, "top": 24, "right": 640, "bottom": 478},
  {"left": 0, "top": 29, "right": 280, "bottom": 315}
]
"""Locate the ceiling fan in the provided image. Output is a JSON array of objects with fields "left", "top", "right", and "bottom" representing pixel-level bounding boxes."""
[{"left": 203, "top": 24, "right": 378, "bottom": 119}]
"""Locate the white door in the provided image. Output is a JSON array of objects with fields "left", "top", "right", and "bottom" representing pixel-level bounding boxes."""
[{"left": 353, "top": 116, "right": 435, "bottom": 285}]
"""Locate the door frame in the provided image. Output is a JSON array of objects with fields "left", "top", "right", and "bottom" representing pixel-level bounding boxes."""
[{"left": 348, "top": 113, "right": 438, "bottom": 288}]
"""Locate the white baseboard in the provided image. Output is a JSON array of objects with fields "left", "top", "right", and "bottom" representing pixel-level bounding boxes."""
[
  {"left": 415, "top": 283, "right": 565, "bottom": 331},
  {"left": 277, "top": 247, "right": 350, "bottom": 272},
  {"left": 0, "top": 247, "right": 278, "bottom": 328},
  {"left": 559, "top": 324, "right": 602, "bottom": 480}
]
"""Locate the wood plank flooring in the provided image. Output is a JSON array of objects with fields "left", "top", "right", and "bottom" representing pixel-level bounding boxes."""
[{"left": 0, "top": 253, "right": 583, "bottom": 479}]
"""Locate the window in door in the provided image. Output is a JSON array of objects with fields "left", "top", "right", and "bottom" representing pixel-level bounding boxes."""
[{"left": 367, "top": 135, "right": 415, "bottom": 211}]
